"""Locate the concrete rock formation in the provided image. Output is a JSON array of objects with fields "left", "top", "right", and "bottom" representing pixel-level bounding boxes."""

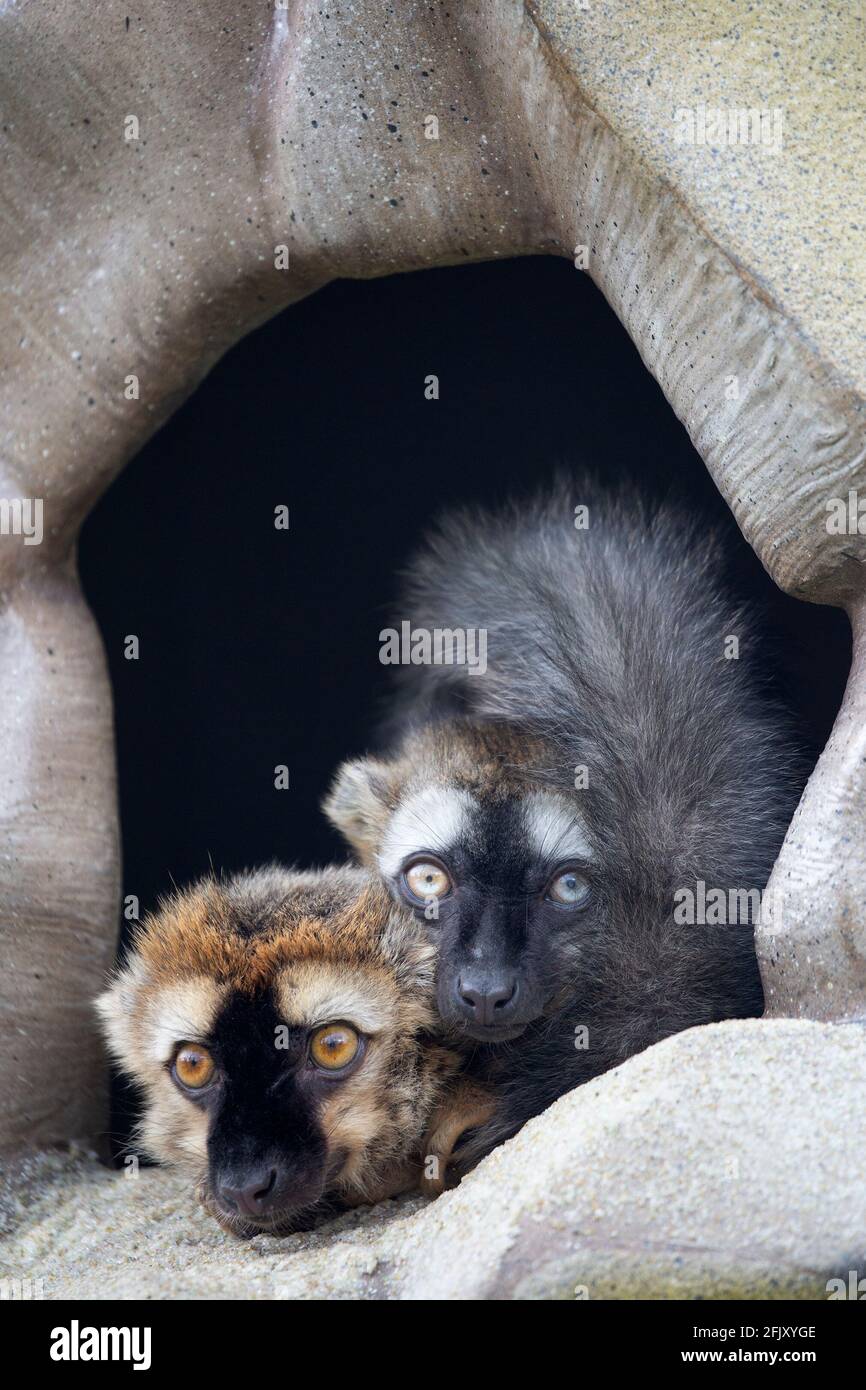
[
  {"left": 1, "top": 1021, "right": 863, "bottom": 1299},
  {"left": 1, "top": 0, "right": 864, "bottom": 1296}
]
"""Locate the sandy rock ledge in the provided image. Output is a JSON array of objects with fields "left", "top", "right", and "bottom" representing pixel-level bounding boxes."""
[{"left": 1, "top": 1018, "right": 863, "bottom": 1301}]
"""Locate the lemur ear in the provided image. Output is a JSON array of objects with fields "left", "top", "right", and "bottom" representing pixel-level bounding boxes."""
[{"left": 322, "top": 758, "right": 394, "bottom": 861}]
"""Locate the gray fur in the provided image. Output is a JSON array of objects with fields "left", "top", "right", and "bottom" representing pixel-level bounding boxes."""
[
  {"left": 381, "top": 478, "right": 806, "bottom": 1162},
  {"left": 393, "top": 478, "right": 802, "bottom": 895}
]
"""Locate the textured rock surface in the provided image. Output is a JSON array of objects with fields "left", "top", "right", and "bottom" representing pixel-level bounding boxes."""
[
  {"left": 530, "top": 0, "right": 866, "bottom": 398},
  {"left": 1, "top": 1, "right": 865, "bottom": 1146},
  {"left": 2, "top": 1020, "right": 864, "bottom": 1300}
]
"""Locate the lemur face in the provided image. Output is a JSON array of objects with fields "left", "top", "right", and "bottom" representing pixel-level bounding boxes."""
[
  {"left": 96, "top": 865, "right": 470, "bottom": 1235},
  {"left": 325, "top": 723, "right": 594, "bottom": 1042}
]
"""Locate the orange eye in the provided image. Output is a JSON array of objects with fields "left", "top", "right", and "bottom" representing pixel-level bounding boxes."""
[
  {"left": 309, "top": 1023, "right": 361, "bottom": 1072},
  {"left": 173, "top": 1043, "right": 215, "bottom": 1090},
  {"left": 404, "top": 860, "right": 452, "bottom": 902}
]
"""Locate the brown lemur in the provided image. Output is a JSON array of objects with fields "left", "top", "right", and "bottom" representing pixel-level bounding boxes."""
[
  {"left": 324, "top": 479, "right": 806, "bottom": 1168},
  {"left": 97, "top": 864, "right": 492, "bottom": 1235}
]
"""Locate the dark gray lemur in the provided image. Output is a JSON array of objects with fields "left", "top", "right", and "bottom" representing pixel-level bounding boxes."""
[
  {"left": 395, "top": 478, "right": 803, "bottom": 892},
  {"left": 384, "top": 479, "right": 807, "bottom": 1165}
]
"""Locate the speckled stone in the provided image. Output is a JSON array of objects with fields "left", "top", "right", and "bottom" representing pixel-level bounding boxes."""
[
  {"left": 2, "top": 1020, "right": 864, "bottom": 1300},
  {"left": 530, "top": 2, "right": 866, "bottom": 389}
]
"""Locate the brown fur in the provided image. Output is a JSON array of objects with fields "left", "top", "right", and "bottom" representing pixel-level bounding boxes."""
[
  {"left": 324, "top": 720, "right": 549, "bottom": 864},
  {"left": 96, "top": 864, "right": 488, "bottom": 1233},
  {"left": 421, "top": 1077, "right": 497, "bottom": 1195}
]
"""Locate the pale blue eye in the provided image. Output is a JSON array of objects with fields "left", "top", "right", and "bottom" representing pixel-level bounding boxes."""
[{"left": 547, "top": 870, "right": 590, "bottom": 906}]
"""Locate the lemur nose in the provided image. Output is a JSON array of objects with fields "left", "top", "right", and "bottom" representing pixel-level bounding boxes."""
[
  {"left": 218, "top": 1165, "right": 279, "bottom": 1218},
  {"left": 457, "top": 974, "right": 518, "bottom": 1027}
]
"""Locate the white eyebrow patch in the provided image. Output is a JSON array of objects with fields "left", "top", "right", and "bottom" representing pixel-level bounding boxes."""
[
  {"left": 378, "top": 785, "right": 476, "bottom": 880},
  {"left": 276, "top": 961, "right": 394, "bottom": 1034},
  {"left": 146, "top": 977, "right": 226, "bottom": 1065},
  {"left": 522, "top": 791, "right": 594, "bottom": 864}
]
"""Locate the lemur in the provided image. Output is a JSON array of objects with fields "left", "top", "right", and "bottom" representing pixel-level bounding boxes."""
[
  {"left": 97, "top": 864, "right": 492, "bottom": 1235},
  {"left": 325, "top": 479, "right": 805, "bottom": 1165},
  {"left": 324, "top": 718, "right": 587, "bottom": 1042}
]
